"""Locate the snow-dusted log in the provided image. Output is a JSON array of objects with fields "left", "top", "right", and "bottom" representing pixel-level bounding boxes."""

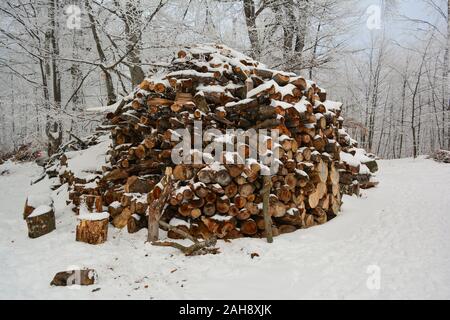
[
  {"left": 76, "top": 212, "right": 109, "bottom": 245},
  {"left": 26, "top": 205, "right": 56, "bottom": 239},
  {"left": 50, "top": 269, "right": 97, "bottom": 287}
]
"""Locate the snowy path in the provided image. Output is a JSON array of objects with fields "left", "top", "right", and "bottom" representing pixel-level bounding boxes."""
[{"left": 0, "top": 158, "right": 449, "bottom": 299}]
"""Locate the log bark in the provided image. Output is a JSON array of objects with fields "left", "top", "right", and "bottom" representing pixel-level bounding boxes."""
[
  {"left": 51, "top": 269, "right": 97, "bottom": 286},
  {"left": 26, "top": 206, "right": 56, "bottom": 239},
  {"left": 76, "top": 216, "right": 109, "bottom": 245}
]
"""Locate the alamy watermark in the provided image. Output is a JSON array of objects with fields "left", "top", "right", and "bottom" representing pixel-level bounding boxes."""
[
  {"left": 65, "top": 5, "right": 82, "bottom": 30},
  {"left": 64, "top": 265, "right": 93, "bottom": 290},
  {"left": 366, "top": 4, "right": 382, "bottom": 30},
  {"left": 366, "top": 264, "right": 381, "bottom": 290}
]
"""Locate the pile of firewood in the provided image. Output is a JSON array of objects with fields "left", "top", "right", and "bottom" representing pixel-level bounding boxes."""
[
  {"left": 25, "top": 44, "right": 377, "bottom": 242},
  {"left": 429, "top": 149, "right": 450, "bottom": 164}
]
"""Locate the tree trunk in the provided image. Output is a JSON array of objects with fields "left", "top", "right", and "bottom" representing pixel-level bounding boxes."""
[
  {"left": 125, "top": 0, "right": 145, "bottom": 87},
  {"left": 84, "top": 0, "right": 117, "bottom": 105},
  {"left": 46, "top": 0, "right": 63, "bottom": 156},
  {"left": 243, "top": 0, "right": 260, "bottom": 59},
  {"left": 445, "top": 0, "right": 450, "bottom": 149}
]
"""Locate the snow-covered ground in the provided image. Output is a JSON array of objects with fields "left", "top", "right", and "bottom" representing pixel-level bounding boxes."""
[{"left": 0, "top": 157, "right": 449, "bottom": 300}]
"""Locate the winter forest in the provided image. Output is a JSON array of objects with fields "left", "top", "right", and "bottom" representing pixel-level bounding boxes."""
[{"left": 0, "top": 0, "right": 448, "bottom": 160}]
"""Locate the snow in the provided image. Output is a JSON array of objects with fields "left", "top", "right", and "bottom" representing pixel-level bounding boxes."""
[
  {"left": 323, "top": 100, "right": 343, "bottom": 112},
  {"left": 28, "top": 205, "right": 52, "bottom": 218},
  {"left": 169, "top": 218, "right": 190, "bottom": 228},
  {"left": 77, "top": 212, "right": 109, "bottom": 221},
  {"left": 340, "top": 151, "right": 360, "bottom": 168},
  {"left": 109, "top": 201, "right": 121, "bottom": 209},
  {"left": 257, "top": 68, "right": 296, "bottom": 78},
  {"left": 27, "top": 194, "right": 53, "bottom": 208},
  {"left": 359, "top": 164, "right": 371, "bottom": 175},
  {"left": 270, "top": 99, "right": 292, "bottom": 109},
  {"left": 208, "top": 215, "right": 234, "bottom": 222},
  {"left": 277, "top": 84, "right": 297, "bottom": 98},
  {"left": 196, "top": 85, "right": 225, "bottom": 93},
  {"left": 293, "top": 98, "right": 309, "bottom": 113},
  {"left": 354, "top": 148, "right": 373, "bottom": 164},
  {"left": 64, "top": 135, "right": 111, "bottom": 179},
  {"left": 279, "top": 135, "right": 292, "bottom": 142},
  {"left": 167, "top": 70, "right": 215, "bottom": 79},
  {"left": 247, "top": 80, "right": 276, "bottom": 98},
  {"left": 86, "top": 100, "right": 123, "bottom": 113},
  {"left": 1, "top": 158, "right": 450, "bottom": 299},
  {"left": 247, "top": 81, "right": 297, "bottom": 99},
  {"left": 225, "top": 98, "right": 254, "bottom": 108}
]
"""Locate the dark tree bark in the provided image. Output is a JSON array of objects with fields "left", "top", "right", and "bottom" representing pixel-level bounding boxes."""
[
  {"left": 46, "top": 0, "right": 62, "bottom": 156},
  {"left": 124, "top": 0, "right": 145, "bottom": 87},
  {"left": 243, "top": 0, "right": 260, "bottom": 59},
  {"left": 84, "top": 0, "right": 117, "bottom": 105}
]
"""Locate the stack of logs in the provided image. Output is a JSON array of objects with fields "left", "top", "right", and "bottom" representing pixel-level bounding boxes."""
[{"left": 39, "top": 44, "right": 377, "bottom": 242}]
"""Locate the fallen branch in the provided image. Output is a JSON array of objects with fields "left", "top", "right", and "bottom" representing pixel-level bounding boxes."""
[{"left": 152, "top": 237, "right": 219, "bottom": 256}]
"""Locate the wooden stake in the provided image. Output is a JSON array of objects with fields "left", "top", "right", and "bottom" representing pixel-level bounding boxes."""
[
  {"left": 261, "top": 175, "right": 273, "bottom": 243},
  {"left": 148, "top": 167, "right": 173, "bottom": 242}
]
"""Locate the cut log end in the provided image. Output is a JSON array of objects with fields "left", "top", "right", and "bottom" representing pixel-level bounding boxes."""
[{"left": 76, "top": 214, "right": 109, "bottom": 245}]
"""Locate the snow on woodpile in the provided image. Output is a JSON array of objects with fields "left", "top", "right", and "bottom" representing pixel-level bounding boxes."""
[
  {"left": 26, "top": 43, "right": 378, "bottom": 242},
  {"left": 428, "top": 149, "right": 450, "bottom": 164}
]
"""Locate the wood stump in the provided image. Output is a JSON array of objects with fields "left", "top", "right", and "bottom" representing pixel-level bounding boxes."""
[
  {"left": 51, "top": 269, "right": 97, "bottom": 286},
  {"left": 26, "top": 205, "right": 56, "bottom": 238},
  {"left": 76, "top": 212, "right": 109, "bottom": 245}
]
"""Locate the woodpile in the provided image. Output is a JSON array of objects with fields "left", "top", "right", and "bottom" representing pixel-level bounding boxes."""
[
  {"left": 338, "top": 147, "right": 379, "bottom": 195},
  {"left": 28, "top": 44, "right": 378, "bottom": 243},
  {"left": 429, "top": 149, "right": 450, "bottom": 163},
  {"left": 0, "top": 144, "right": 45, "bottom": 164}
]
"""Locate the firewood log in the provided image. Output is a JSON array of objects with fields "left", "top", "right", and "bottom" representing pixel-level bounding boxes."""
[
  {"left": 269, "top": 201, "right": 287, "bottom": 218},
  {"left": 26, "top": 206, "right": 56, "bottom": 239},
  {"left": 215, "top": 169, "right": 232, "bottom": 186},
  {"left": 108, "top": 202, "right": 123, "bottom": 218},
  {"left": 234, "top": 195, "right": 247, "bottom": 209},
  {"left": 51, "top": 269, "right": 97, "bottom": 286},
  {"left": 127, "top": 214, "right": 148, "bottom": 234},
  {"left": 124, "top": 176, "right": 152, "bottom": 193},
  {"left": 216, "top": 196, "right": 231, "bottom": 214},
  {"left": 112, "top": 207, "right": 132, "bottom": 229},
  {"left": 279, "top": 225, "right": 297, "bottom": 234},
  {"left": 240, "top": 219, "right": 258, "bottom": 236},
  {"left": 76, "top": 212, "right": 109, "bottom": 245}
]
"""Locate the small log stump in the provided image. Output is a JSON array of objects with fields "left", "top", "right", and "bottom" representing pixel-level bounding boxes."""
[
  {"left": 76, "top": 212, "right": 109, "bottom": 245},
  {"left": 51, "top": 269, "right": 97, "bottom": 286},
  {"left": 26, "top": 205, "right": 56, "bottom": 239}
]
